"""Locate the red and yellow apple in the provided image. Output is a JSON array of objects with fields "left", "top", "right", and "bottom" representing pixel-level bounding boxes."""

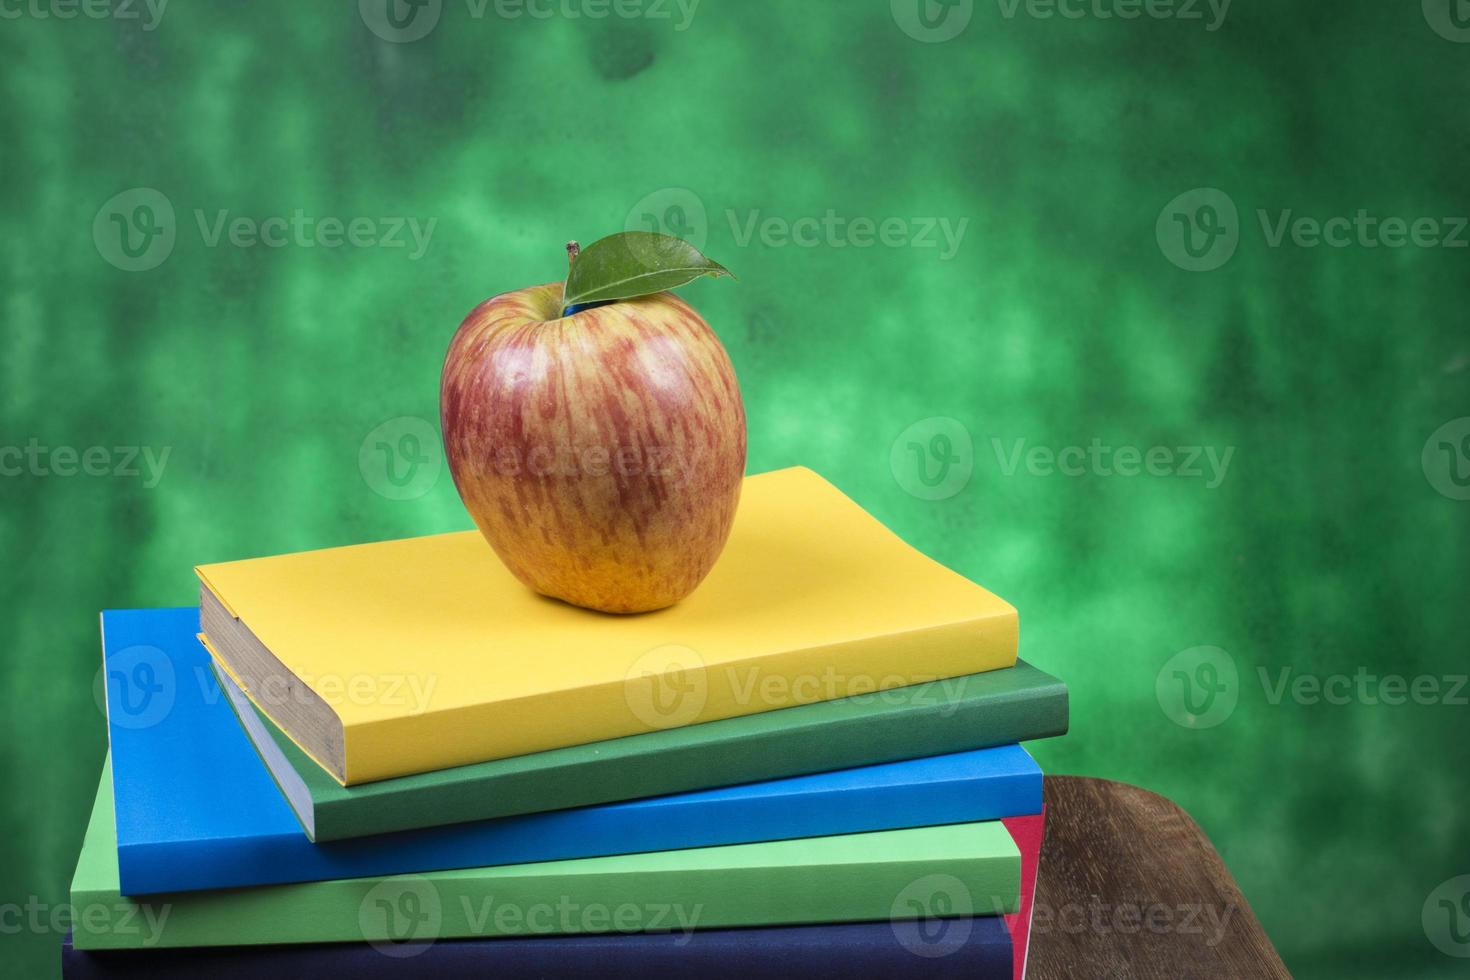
[{"left": 440, "top": 281, "right": 746, "bottom": 613}]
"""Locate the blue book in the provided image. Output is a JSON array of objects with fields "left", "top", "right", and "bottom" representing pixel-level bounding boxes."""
[
  {"left": 101, "top": 608, "right": 1042, "bottom": 896},
  {"left": 62, "top": 918, "right": 1013, "bottom": 978}
]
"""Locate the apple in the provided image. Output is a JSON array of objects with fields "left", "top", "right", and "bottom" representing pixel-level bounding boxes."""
[{"left": 440, "top": 280, "right": 746, "bottom": 614}]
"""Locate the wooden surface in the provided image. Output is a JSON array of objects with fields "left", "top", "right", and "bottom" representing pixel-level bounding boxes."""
[{"left": 1027, "top": 777, "right": 1290, "bottom": 979}]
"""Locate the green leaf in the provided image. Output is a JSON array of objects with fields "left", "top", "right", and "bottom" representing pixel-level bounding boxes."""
[{"left": 562, "top": 231, "right": 732, "bottom": 312}]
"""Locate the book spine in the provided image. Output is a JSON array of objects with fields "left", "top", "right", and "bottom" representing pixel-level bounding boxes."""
[
  {"left": 316, "top": 681, "right": 1067, "bottom": 841},
  {"left": 64, "top": 920, "right": 1012, "bottom": 978},
  {"left": 73, "top": 840, "right": 1021, "bottom": 949},
  {"left": 117, "top": 835, "right": 304, "bottom": 898}
]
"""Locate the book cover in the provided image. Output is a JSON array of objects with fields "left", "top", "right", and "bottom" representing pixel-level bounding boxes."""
[
  {"left": 102, "top": 609, "right": 1041, "bottom": 896},
  {"left": 196, "top": 466, "right": 1019, "bottom": 784},
  {"left": 71, "top": 758, "right": 1022, "bottom": 951},
  {"left": 61, "top": 917, "right": 1011, "bottom": 978}
]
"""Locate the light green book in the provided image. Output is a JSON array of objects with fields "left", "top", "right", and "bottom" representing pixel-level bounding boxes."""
[{"left": 71, "top": 756, "right": 1020, "bottom": 951}]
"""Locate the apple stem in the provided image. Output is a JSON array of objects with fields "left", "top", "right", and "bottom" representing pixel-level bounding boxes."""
[{"left": 560, "top": 242, "right": 583, "bottom": 316}]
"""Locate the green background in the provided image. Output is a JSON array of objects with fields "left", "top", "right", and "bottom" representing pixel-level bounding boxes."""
[{"left": 3, "top": 1, "right": 1468, "bottom": 976}]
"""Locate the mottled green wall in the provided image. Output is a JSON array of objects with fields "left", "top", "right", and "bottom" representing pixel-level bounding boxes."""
[{"left": 3, "top": 1, "right": 1468, "bottom": 977}]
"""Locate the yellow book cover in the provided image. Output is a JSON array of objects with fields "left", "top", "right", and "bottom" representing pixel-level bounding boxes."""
[{"left": 196, "top": 467, "right": 1018, "bottom": 785}]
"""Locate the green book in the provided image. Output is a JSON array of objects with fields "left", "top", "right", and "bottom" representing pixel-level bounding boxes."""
[
  {"left": 219, "top": 658, "right": 1069, "bottom": 841},
  {"left": 71, "top": 758, "right": 1021, "bottom": 950}
]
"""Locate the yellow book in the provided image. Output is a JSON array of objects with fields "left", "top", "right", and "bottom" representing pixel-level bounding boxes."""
[{"left": 196, "top": 467, "right": 1018, "bottom": 785}]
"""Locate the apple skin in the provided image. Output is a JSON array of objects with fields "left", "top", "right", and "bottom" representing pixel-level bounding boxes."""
[{"left": 440, "top": 281, "right": 746, "bottom": 614}]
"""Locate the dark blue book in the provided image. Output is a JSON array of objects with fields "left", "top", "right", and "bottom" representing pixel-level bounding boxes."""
[{"left": 62, "top": 918, "right": 1012, "bottom": 978}]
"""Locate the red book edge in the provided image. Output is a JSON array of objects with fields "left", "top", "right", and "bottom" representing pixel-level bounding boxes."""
[{"left": 1001, "top": 807, "right": 1046, "bottom": 980}]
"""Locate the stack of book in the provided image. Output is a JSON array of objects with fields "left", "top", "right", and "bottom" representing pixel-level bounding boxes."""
[{"left": 65, "top": 467, "right": 1068, "bottom": 978}]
